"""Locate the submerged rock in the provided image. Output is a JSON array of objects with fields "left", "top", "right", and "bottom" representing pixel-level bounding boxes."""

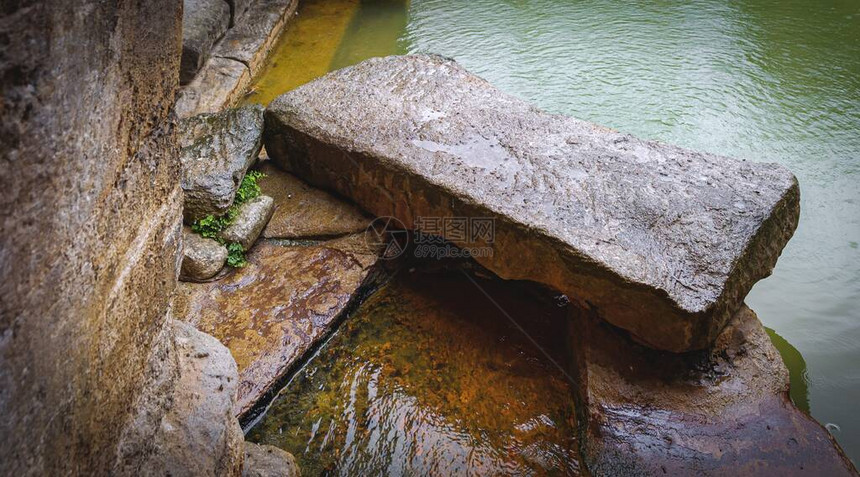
[
  {"left": 137, "top": 320, "right": 245, "bottom": 476},
  {"left": 242, "top": 443, "right": 299, "bottom": 477},
  {"left": 219, "top": 195, "right": 275, "bottom": 250},
  {"left": 256, "top": 161, "right": 371, "bottom": 239},
  {"left": 265, "top": 54, "right": 800, "bottom": 352},
  {"left": 173, "top": 234, "right": 380, "bottom": 416},
  {"left": 181, "top": 226, "right": 228, "bottom": 281},
  {"left": 570, "top": 304, "right": 857, "bottom": 475},
  {"left": 179, "top": 105, "right": 264, "bottom": 222},
  {"left": 181, "top": 0, "right": 231, "bottom": 84}
]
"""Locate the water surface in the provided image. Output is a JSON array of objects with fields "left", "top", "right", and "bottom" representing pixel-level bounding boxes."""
[
  {"left": 246, "top": 0, "right": 860, "bottom": 462},
  {"left": 247, "top": 267, "right": 580, "bottom": 475}
]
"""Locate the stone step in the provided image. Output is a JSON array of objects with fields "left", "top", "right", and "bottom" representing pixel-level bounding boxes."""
[{"left": 264, "top": 54, "right": 800, "bottom": 352}]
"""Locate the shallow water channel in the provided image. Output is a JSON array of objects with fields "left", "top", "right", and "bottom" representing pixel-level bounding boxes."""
[
  {"left": 244, "top": 0, "right": 860, "bottom": 466},
  {"left": 247, "top": 266, "right": 580, "bottom": 475}
]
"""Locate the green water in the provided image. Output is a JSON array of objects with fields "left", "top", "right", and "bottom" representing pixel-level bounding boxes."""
[{"left": 246, "top": 0, "right": 860, "bottom": 463}]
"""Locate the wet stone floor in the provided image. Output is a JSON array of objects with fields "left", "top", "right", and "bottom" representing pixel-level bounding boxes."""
[{"left": 246, "top": 263, "right": 581, "bottom": 475}]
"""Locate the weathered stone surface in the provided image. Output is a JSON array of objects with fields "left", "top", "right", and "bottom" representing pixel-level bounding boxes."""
[
  {"left": 173, "top": 234, "right": 380, "bottom": 416},
  {"left": 243, "top": 442, "right": 300, "bottom": 477},
  {"left": 176, "top": 57, "right": 251, "bottom": 119},
  {"left": 134, "top": 320, "right": 245, "bottom": 476},
  {"left": 226, "top": 0, "right": 251, "bottom": 26},
  {"left": 181, "top": 0, "right": 231, "bottom": 84},
  {"left": 570, "top": 304, "right": 857, "bottom": 475},
  {"left": 214, "top": 0, "right": 299, "bottom": 75},
  {"left": 219, "top": 195, "right": 275, "bottom": 249},
  {"left": 0, "top": 1, "right": 185, "bottom": 474},
  {"left": 182, "top": 226, "right": 228, "bottom": 281},
  {"left": 265, "top": 54, "right": 801, "bottom": 352},
  {"left": 179, "top": 105, "right": 264, "bottom": 222},
  {"left": 256, "top": 161, "right": 371, "bottom": 239}
]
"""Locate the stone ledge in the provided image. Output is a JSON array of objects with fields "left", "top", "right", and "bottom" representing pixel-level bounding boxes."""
[
  {"left": 176, "top": 0, "right": 298, "bottom": 118},
  {"left": 571, "top": 304, "right": 857, "bottom": 475}
]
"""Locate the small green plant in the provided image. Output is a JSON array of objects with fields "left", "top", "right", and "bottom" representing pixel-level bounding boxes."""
[
  {"left": 190, "top": 171, "right": 266, "bottom": 267},
  {"left": 235, "top": 170, "right": 265, "bottom": 205},
  {"left": 225, "top": 242, "right": 247, "bottom": 268}
]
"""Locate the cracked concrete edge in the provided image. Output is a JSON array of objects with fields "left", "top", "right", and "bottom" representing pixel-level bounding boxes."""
[{"left": 176, "top": 0, "right": 299, "bottom": 119}]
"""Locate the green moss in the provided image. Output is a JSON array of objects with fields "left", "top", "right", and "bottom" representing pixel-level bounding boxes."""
[
  {"left": 190, "top": 171, "right": 266, "bottom": 267},
  {"left": 226, "top": 242, "right": 248, "bottom": 268}
]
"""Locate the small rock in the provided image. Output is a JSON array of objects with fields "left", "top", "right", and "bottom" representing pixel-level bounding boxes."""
[
  {"left": 219, "top": 195, "right": 275, "bottom": 250},
  {"left": 242, "top": 442, "right": 299, "bottom": 477},
  {"left": 181, "top": 0, "right": 231, "bottom": 84},
  {"left": 179, "top": 105, "right": 264, "bottom": 222},
  {"left": 181, "top": 227, "right": 228, "bottom": 281}
]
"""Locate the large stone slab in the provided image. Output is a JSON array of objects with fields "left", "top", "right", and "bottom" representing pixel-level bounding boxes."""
[
  {"left": 256, "top": 161, "right": 371, "bottom": 239},
  {"left": 570, "top": 304, "right": 856, "bottom": 475},
  {"left": 173, "top": 234, "right": 380, "bottom": 416},
  {"left": 181, "top": 0, "right": 231, "bottom": 84},
  {"left": 265, "top": 54, "right": 800, "bottom": 352},
  {"left": 179, "top": 105, "right": 264, "bottom": 222}
]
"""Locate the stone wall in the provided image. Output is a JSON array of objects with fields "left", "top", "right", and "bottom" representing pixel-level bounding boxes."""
[{"left": 0, "top": 1, "right": 184, "bottom": 474}]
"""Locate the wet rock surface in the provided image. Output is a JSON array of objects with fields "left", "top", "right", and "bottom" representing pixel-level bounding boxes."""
[
  {"left": 181, "top": 0, "right": 231, "bottom": 84},
  {"left": 243, "top": 442, "right": 300, "bottom": 477},
  {"left": 137, "top": 320, "right": 245, "bottom": 476},
  {"left": 219, "top": 195, "right": 275, "bottom": 249},
  {"left": 179, "top": 105, "right": 264, "bottom": 222},
  {"left": 173, "top": 234, "right": 380, "bottom": 416},
  {"left": 570, "top": 304, "right": 857, "bottom": 475},
  {"left": 182, "top": 226, "right": 228, "bottom": 281},
  {"left": 256, "top": 161, "right": 371, "bottom": 239},
  {"left": 265, "top": 54, "right": 800, "bottom": 352}
]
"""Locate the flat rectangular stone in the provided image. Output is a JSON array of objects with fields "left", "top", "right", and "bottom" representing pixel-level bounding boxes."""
[
  {"left": 175, "top": 57, "right": 250, "bottom": 119},
  {"left": 264, "top": 55, "right": 801, "bottom": 352},
  {"left": 172, "top": 235, "right": 380, "bottom": 417},
  {"left": 213, "top": 0, "right": 298, "bottom": 76}
]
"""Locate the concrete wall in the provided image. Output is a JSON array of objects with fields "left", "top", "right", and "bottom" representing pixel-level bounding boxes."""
[{"left": 0, "top": 0, "right": 184, "bottom": 473}]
